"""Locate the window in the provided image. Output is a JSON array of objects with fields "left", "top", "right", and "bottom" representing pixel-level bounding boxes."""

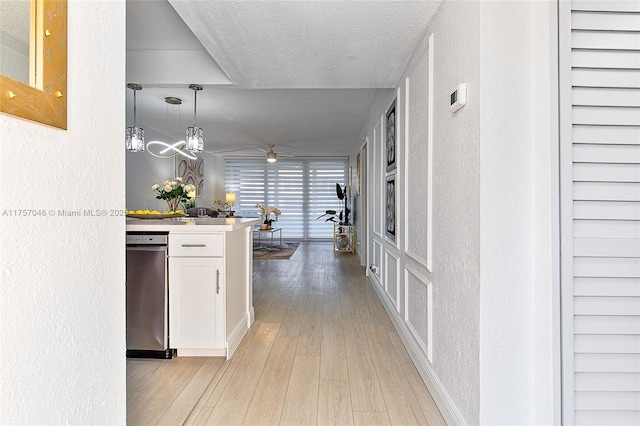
[{"left": 225, "top": 159, "right": 348, "bottom": 239}]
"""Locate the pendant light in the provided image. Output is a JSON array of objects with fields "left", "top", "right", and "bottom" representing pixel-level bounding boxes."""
[
  {"left": 145, "top": 96, "right": 197, "bottom": 160},
  {"left": 125, "top": 83, "right": 145, "bottom": 152},
  {"left": 186, "top": 84, "right": 204, "bottom": 153}
]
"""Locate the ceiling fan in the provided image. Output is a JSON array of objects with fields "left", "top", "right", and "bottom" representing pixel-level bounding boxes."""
[
  {"left": 206, "top": 144, "right": 295, "bottom": 162},
  {"left": 258, "top": 144, "right": 295, "bottom": 162}
]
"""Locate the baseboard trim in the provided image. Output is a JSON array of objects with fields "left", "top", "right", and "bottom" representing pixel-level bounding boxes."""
[
  {"left": 227, "top": 312, "right": 249, "bottom": 359},
  {"left": 369, "top": 276, "right": 467, "bottom": 426},
  {"left": 176, "top": 348, "right": 225, "bottom": 357}
]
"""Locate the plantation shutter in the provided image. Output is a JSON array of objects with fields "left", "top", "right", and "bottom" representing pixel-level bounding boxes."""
[
  {"left": 225, "top": 159, "right": 347, "bottom": 239},
  {"left": 560, "top": 1, "right": 640, "bottom": 424}
]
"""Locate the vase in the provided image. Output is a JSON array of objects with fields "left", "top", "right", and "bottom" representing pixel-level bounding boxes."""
[
  {"left": 167, "top": 197, "right": 181, "bottom": 212},
  {"left": 260, "top": 223, "right": 269, "bottom": 230}
]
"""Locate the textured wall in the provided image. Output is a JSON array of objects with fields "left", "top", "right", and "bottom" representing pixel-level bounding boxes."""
[
  {"left": 355, "top": 1, "right": 482, "bottom": 423},
  {"left": 405, "top": 46, "right": 430, "bottom": 264},
  {"left": 427, "top": 2, "right": 481, "bottom": 423},
  {"left": 352, "top": 2, "right": 555, "bottom": 424},
  {"left": 0, "top": 1, "right": 127, "bottom": 423}
]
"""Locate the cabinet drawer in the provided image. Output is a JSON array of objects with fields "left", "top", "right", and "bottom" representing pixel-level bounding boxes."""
[{"left": 169, "top": 233, "right": 224, "bottom": 257}]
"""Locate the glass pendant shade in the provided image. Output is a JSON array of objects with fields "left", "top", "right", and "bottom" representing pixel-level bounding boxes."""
[
  {"left": 266, "top": 151, "right": 277, "bottom": 162},
  {"left": 186, "top": 126, "right": 204, "bottom": 153},
  {"left": 186, "top": 84, "right": 204, "bottom": 153},
  {"left": 126, "top": 83, "right": 145, "bottom": 152},
  {"left": 125, "top": 126, "right": 145, "bottom": 152}
]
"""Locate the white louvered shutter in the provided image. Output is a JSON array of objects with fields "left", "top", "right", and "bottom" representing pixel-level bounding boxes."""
[{"left": 561, "top": 1, "right": 640, "bottom": 424}]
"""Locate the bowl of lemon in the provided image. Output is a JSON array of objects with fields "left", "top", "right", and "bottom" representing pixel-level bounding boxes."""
[{"left": 126, "top": 209, "right": 185, "bottom": 219}]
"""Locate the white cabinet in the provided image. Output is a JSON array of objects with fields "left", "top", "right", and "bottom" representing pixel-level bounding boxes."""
[
  {"left": 168, "top": 233, "right": 227, "bottom": 357},
  {"left": 127, "top": 219, "right": 260, "bottom": 359},
  {"left": 168, "top": 257, "right": 224, "bottom": 350}
]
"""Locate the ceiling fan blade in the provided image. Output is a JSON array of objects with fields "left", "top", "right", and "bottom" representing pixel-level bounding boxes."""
[{"left": 205, "top": 144, "right": 265, "bottom": 154}]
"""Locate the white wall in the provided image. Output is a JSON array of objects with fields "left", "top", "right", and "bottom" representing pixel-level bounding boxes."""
[
  {"left": 356, "top": 1, "right": 558, "bottom": 424},
  {"left": 478, "top": 1, "right": 539, "bottom": 423},
  {"left": 355, "top": 1, "right": 481, "bottom": 422},
  {"left": 0, "top": 1, "right": 126, "bottom": 423},
  {"left": 426, "top": 3, "right": 481, "bottom": 422},
  {"left": 531, "top": 2, "right": 561, "bottom": 424}
]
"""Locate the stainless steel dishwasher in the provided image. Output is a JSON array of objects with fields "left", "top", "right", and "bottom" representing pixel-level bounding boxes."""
[{"left": 126, "top": 232, "right": 172, "bottom": 359}]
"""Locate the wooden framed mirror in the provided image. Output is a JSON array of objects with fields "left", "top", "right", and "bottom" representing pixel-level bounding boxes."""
[{"left": 0, "top": 0, "right": 67, "bottom": 129}]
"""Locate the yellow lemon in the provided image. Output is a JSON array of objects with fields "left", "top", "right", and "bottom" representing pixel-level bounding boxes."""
[
  {"left": 135, "top": 209, "right": 144, "bottom": 214},
  {"left": 143, "top": 209, "right": 150, "bottom": 214},
  {"left": 150, "top": 210, "right": 160, "bottom": 215}
]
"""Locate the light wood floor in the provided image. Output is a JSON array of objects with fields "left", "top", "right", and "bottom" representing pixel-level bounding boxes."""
[{"left": 127, "top": 242, "right": 445, "bottom": 425}]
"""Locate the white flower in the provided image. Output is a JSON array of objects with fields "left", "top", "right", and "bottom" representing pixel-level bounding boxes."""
[
  {"left": 170, "top": 181, "right": 177, "bottom": 187},
  {"left": 255, "top": 203, "right": 281, "bottom": 217},
  {"left": 187, "top": 191, "right": 196, "bottom": 200},
  {"left": 151, "top": 184, "right": 159, "bottom": 191},
  {"left": 163, "top": 184, "right": 172, "bottom": 193},
  {"left": 175, "top": 177, "right": 183, "bottom": 182}
]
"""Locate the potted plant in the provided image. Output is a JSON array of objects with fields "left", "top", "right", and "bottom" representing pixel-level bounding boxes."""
[
  {"left": 316, "top": 183, "right": 350, "bottom": 225},
  {"left": 255, "top": 204, "right": 281, "bottom": 229},
  {"left": 214, "top": 198, "right": 235, "bottom": 216}
]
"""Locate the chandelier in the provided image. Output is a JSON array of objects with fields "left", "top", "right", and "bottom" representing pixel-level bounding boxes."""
[{"left": 146, "top": 96, "right": 197, "bottom": 160}]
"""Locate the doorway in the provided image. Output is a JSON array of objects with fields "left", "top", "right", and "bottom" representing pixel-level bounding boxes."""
[{"left": 360, "top": 138, "right": 369, "bottom": 270}]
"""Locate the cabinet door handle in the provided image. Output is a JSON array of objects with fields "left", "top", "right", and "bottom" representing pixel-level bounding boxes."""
[
  {"left": 181, "top": 244, "right": 206, "bottom": 248},
  {"left": 216, "top": 269, "right": 220, "bottom": 294}
]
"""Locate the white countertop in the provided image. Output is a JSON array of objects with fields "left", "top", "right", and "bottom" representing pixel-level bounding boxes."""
[{"left": 126, "top": 217, "right": 261, "bottom": 233}]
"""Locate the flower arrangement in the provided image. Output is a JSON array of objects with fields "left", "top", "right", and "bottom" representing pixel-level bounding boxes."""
[
  {"left": 214, "top": 199, "right": 235, "bottom": 212},
  {"left": 152, "top": 177, "right": 196, "bottom": 212},
  {"left": 255, "top": 203, "right": 281, "bottom": 227}
]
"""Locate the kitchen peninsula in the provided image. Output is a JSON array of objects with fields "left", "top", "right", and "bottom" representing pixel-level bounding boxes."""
[{"left": 126, "top": 217, "right": 260, "bottom": 359}]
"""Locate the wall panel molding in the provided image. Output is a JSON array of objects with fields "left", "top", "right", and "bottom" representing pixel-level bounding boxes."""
[
  {"left": 404, "top": 264, "right": 433, "bottom": 362},
  {"left": 403, "top": 34, "right": 434, "bottom": 271},
  {"left": 373, "top": 117, "right": 383, "bottom": 237},
  {"left": 385, "top": 250, "right": 400, "bottom": 311},
  {"left": 373, "top": 240, "right": 383, "bottom": 287}
]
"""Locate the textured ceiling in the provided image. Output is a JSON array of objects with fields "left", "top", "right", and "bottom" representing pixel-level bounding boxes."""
[
  {"left": 126, "top": 0, "right": 442, "bottom": 157},
  {"left": 169, "top": 0, "right": 442, "bottom": 89}
]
